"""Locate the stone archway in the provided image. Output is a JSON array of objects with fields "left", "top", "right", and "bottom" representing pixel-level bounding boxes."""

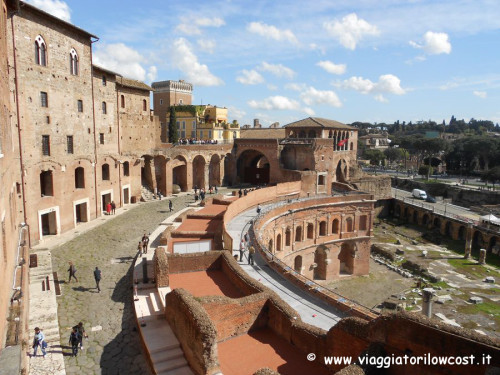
[
  {"left": 412, "top": 210, "right": 418, "bottom": 224},
  {"left": 172, "top": 155, "right": 188, "bottom": 192},
  {"left": 313, "top": 246, "right": 328, "bottom": 280},
  {"left": 223, "top": 153, "right": 235, "bottom": 186},
  {"left": 294, "top": 255, "right": 302, "bottom": 274},
  {"left": 473, "top": 231, "right": 483, "bottom": 250},
  {"left": 209, "top": 154, "right": 221, "bottom": 187},
  {"left": 445, "top": 221, "right": 452, "bottom": 237},
  {"left": 489, "top": 236, "right": 499, "bottom": 253},
  {"left": 285, "top": 228, "right": 291, "bottom": 246},
  {"left": 335, "top": 159, "right": 348, "bottom": 182},
  {"left": 433, "top": 217, "right": 441, "bottom": 231},
  {"left": 458, "top": 225, "right": 466, "bottom": 241},
  {"left": 422, "top": 214, "right": 429, "bottom": 226},
  {"left": 192, "top": 155, "right": 206, "bottom": 189},
  {"left": 339, "top": 242, "right": 354, "bottom": 275},
  {"left": 141, "top": 155, "right": 155, "bottom": 191},
  {"left": 295, "top": 226, "right": 302, "bottom": 242},
  {"left": 236, "top": 149, "right": 270, "bottom": 184},
  {"left": 276, "top": 234, "right": 282, "bottom": 251}
]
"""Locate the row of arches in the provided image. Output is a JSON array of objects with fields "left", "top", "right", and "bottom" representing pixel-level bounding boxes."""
[{"left": 395, "top": 204, "right": 499, "bottom": 253}]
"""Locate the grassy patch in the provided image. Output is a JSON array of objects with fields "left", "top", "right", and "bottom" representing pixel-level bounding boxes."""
[
  {"left": 447, "top": 257, "right": 492, "bottom": 279},
  {"left": 457, "top": 300, "right": 500, "bottom": 319}
]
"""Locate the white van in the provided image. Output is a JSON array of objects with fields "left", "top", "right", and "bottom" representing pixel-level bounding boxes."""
[{"left": 412, "top": 189, "right": 427, "bottom": 200}]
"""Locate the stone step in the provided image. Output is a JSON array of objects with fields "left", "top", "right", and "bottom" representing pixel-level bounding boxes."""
[
  {"left": 155, "top": 356, "right": 189, "bottom": 374},
  {"left": 151, "top": 346, "right": 184, "bottom": 365},
  {"left": 158, "top": 365, "right": 194, "bottom": 375}
]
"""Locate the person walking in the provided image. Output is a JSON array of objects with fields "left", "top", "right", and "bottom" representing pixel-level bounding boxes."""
[
  {"left": 142, "top": 233, "right": 150, "bottom": 254},
  {"left": 69, "top": 327, "right": 81, "bottom": 357},
  {"left": 238, "top": 189, "right": 242, "bottom": 198},
  {"left": 94, "top": 267, "right": 102, "bottom": 293},
  {"left": 32, "top": 327, "right": 47, "bottom": 358},
  {"left": 214, "top": 185, "right": 218, "bottom": 194},
  {"left": 137, "top": 241, "right": 143, "bottom": 256},
  {"left": 256, "top": 204, "right": 261, "bottom": 215},
  {"left": 73, "top": 322, "right": 88, "bottom": 350},
  {"left": 169, "top": 200, "right": 173, "bottom": 212},
  {"left": 248, "top": 246, "right": 255, "bottom": 265},
  {"left": 68, "top": 261, "right": 78, "bottom": 283},
  {"left": 239, "top": 239, "right": 245, "bottom": 262},
  {"left": 111, "top": 201, "right": 116, "bottom": 215},
  {"left": 106, "top": 202, "right": 112, "bottom": 215}
]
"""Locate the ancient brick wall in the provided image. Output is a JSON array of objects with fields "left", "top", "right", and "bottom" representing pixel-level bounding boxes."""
[
  {"left": 165, "top": 288, "right": 220, "bottom": 375},
  {"left": 167, "top": 251, "right": 222, "bottom": 274}
]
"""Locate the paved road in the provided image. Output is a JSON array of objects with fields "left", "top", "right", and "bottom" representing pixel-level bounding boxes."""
[
  {"left": 392, "top": 187, "right": 480, "bottom": 222},
  {"left": 227, "top": 206, "right": 345, "bottom": 331},
  {"left": 44, "top": 192, "right": 219, "bottom": 375}
]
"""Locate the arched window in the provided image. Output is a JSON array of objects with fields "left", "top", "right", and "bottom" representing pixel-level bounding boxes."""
[
  {"left": 285, "top": 228, "right": 291, "bottom": 246},
  {"left": 332, "top": 219, "right": 339, "bottom": 234},
  {"left": 319, "top": 221, "right": 327, "bottom": 236},
  {"left": 276, "top": 234, "right": 282, "bottom": 251},
  {"left": 307, "top": 223, "right": 314, "bottom": 239},
  {"left": 75, "top": 167, "right": 85, "bottom": 189},
  {"left": 345, "top": 217, "right": 353, "bottom": 232},
  {"left": 102, "top": 101, "right": 107, "bottom": 114},
  {"left": 123, "top": 161, "right": 130, "bottom": 176},
  {"left": 35, "top": 35, "right": 47, "bottom": 66},
  {"left": 295, "top": 226, "right": 302, "bottom": 242},
  {"left": 143, "top": 99, "right": 147, "bottom": 111},
  {"left": 102, "top": 164, "right": 110, "bottom": 180},
  {"left": 69, "top": 48, "right": 79, "bottom": 75},
  {"left": 120, "top": 95, "right": 125, "bottom": 108}
]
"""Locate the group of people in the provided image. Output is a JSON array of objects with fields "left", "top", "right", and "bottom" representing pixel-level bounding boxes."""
[
  {"left": 105, "top": 201, "right": 116, "bottom": 215},
  {"left": 176, "top": 138, "right": 219, "bottom": 145},
  {"left": 32, "top": 322, "right": 88, "bottom": 358},
  {"left": 239, "top": 232, "right": 256, "bottom": 265},
  {"left": 68, "top": 262, "right": 102, "bottom": 293},
  {"left": 194, "top": 185, "right": 218, "bottom": 201},
  {"left": 138, "top": 233, "right": 150, "bottom": 256},
  {"left": 237, "top": 186, "right": 261, "bottom": 198}
]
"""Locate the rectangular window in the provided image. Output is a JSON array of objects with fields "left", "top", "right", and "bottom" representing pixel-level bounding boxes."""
[
  {"left": 77, "top": 100, "right": 83, "bottom": 112},
  {"left": 102, "top": 75, "right": 107, "bottom": 86},
  {"left": 182, "top": 121, "right": 185, "bottom": 129},
  {"left": 208, "top": 130, "right": 212, "bottom": 138},
  {"left": 40, "top": 91, "right": 48, "bottom": 107},
  {"left": 191, "top": 131, "right": 196, "bottom": 138},
  {"left": 42, "top": 135, "right": 50, "bottom": 156},
  {"left": 160, "top": 99, "right": 163, "bottom": 105},
  {"left": 200, "top": 130, "right": 203, "bottom": 138},
  {"left": 67, "top": 135, "right": 74, "bottom": 154},
  {"left": 99, "top": 133, "right": 104, "bottom": 145}
]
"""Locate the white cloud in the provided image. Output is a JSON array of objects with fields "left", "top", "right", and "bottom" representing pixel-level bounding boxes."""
[
  {"left": 27, "top": 0, "right": 71, "bottom": 22},
  {"left": 267, "top": 84, "right": 278, "bottom": 91},
  {"left": 94, "top": 43, "right": 157, "bottom": 82},
  {"left": 323, "top": 13, "right": 380, "bottom": 50},
  {"left": 236, "top": 69, "right": 264, "bottom": 85},
  {"left": 176, "top": 16, "right": 225, "bottom": 36},
  {"left": 228, "top": 107, "right": 246, "bottom": 121},
  {"left": 171, "top": 38, "right": 223, "bottom": 86},
  {"left": 248, "top": 96, "right": 301, "bottom": 111},
  {"left": 340, "top": 74, "right": 406, "bottom": 99},
  {"left": 197, "top": 39, "right": 216, "bottom": 54},
  {"left": 247, "top": 22, "right": 298, "bottom": 44},
  {"left": 303, "top": 107, "right": 315, "bottom": 116},
  {"left": 410, "top": 31, "right": 451, "bottom": 55},
  {"left": 285, "top": 83, "right": 307, "bottom": 92},
  {"left": 374, "top": 94, "right": 389, "bottom": 103},
  {"left": 309, "top": 43, "right": 326, "bottom": 55},
  {"left": 258, "top": 62, "right": 295, "bottom": 79},
  {"left": 473, "top": 90, "right": 487, "bottom": 99},
  {"left": 146, "top": 66, "right": 157, "bottom": 83},
  {"left": 300, "top": 87, "right": 342, "bottom": 107},
  {"left": 316, "top": 60, "right": 346, "bottom": 75}
]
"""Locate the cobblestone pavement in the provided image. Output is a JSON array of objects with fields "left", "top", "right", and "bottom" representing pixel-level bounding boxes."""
[{"left": 48, "top": 192, "right": 210, "bottom": 375}]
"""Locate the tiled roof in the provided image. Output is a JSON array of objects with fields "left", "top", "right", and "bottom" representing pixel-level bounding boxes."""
[
  {"left": 240, "top": 128, "right": 286, "bottom": 139},
  {"left": 116, "top": 76, "right": 152, "bottom": 91},
  {"left": 284, "top": 117, "right": 354, "bottom": 130}
]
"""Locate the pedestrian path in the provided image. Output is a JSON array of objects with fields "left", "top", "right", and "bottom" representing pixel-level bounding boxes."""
[
  {"left": 27, "top": 250, "right": 66, "bottom": 375},
  {"left": 226, "top": 207, "right": 345, "bottom": 331}
]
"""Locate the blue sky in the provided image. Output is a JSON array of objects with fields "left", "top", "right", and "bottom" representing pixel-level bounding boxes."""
[{"left": 27, "top": 0, "right": 500, "bottom": 127}]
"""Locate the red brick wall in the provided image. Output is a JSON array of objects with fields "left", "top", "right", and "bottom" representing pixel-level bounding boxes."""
[{"left": 167, "top": 251, "right": 222, "bottom": 274}]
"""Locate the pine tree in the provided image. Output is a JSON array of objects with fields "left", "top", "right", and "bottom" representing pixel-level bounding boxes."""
[{"left": 168, "top": 107, "right": 178, "bottom": 144}]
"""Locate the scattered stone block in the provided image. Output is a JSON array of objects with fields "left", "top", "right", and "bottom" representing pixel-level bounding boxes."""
[
  {"left": 479, "top": 248, "right": 487, "bottom": 265},
  {"left": 395, "top": 239, "right": 401, "bottom": 245},
  {"left": 422, "top": 250, "right": 428, "bottom": 257},
  {"left": 412, "top": 240, "right": 418, "bottom": 245},
  {"left": 484, "top": 276, "right": 495, "bottom": 284},
  {"left": 396, "top": 248, "right": 405, "bottom": 255},
  {"left": 469, "top": 296, "right": 483, "bottom": 304}
]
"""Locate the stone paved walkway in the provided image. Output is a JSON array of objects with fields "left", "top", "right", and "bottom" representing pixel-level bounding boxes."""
[{"left": 29, "top": 191, "right": 226, "bottom": 375}]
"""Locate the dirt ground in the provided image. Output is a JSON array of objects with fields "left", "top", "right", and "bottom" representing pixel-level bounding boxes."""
[{"left": 324, "top": 260, "right": 415, "bottom": 309}]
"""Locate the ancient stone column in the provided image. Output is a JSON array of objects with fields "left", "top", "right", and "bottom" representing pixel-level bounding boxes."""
[
  {"left": 422, "top": 288, "right": 434, "bottom": 318},
  {"left": 479, "top": 248, "right": 487, "bottom": 265},
  {"left": 464, "top": 224, "right": 473, "bottom": 259}
]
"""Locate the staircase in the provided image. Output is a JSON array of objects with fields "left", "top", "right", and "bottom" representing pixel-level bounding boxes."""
[{"left": 141, "top": 185, "right": 156, "bottom": 201}]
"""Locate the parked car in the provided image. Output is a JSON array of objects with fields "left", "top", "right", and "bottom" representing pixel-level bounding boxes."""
[
  {"left": 412, "top": 189, "right": 427, "bottom": 200},
  {"left": 425, "top": 195, "right": 436, "bottom": 203}
]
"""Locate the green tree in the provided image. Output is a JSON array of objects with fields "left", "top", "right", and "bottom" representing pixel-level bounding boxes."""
[
  {"left": 168, "top": 107, "right": 178, "bottom": 144},
  {"left": 364, "top": 149, "right": 386, "bottom": 166},
  {"left": 418, "top": 165, "right": 433, "bottom": 180},
  {"left": 383, "top": 147, "right": 403, "bottom": 164},
  {"left": 483, "top": 166, "right": 500, "bottom": 187}
]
